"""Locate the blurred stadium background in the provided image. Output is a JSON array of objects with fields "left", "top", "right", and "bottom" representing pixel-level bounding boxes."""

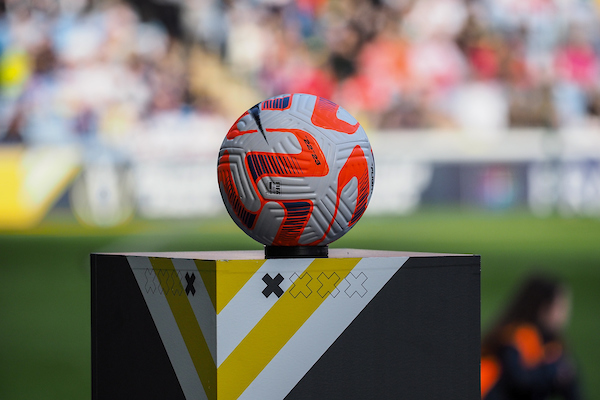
[{"left": 0, "top": 0, "right": 599, "bottom": 398}]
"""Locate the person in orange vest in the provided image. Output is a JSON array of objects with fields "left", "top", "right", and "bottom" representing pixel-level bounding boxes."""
[{"left": 481, "top": 274, "right": 582, "bottom": 400}]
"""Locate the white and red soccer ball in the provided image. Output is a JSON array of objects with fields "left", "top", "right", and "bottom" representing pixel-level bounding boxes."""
[{"left": 217, "top": 93, "right": 375, "bottom": 247}]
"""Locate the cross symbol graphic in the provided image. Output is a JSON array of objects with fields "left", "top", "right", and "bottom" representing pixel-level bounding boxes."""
[
  {"left": 144, "top": 269, "right": 157, "bottom": 294},
  {"left": 185, "top": 272, "right": 196, "bottom": 296},
  {"left": 317, "top": 272, "right": 340, "bottom": 298},
  {"left": 262, "top": 273, "right": 284, "bottom": 298},
  {"left": 345, "top": 272, "right": 368, "bottom": 298},
  {"left": 289, "top": 272, "right": 313, "bottom": 298}
]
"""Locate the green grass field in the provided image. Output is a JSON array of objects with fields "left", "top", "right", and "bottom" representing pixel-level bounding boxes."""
[{"left": 1, "top": 210, "right": 599, "bottom": 399}]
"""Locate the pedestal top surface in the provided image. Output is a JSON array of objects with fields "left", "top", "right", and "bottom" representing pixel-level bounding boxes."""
[{"left": 95, "top": 248, "right": 473, "bottom": 260}]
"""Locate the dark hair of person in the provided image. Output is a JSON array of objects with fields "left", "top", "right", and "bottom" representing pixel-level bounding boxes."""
[{"left": 482, "top": 274, "right": 566, "bottom": 356}]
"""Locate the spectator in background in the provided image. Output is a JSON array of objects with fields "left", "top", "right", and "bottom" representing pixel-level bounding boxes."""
[
  {"left": 481, "top": 274, "right": 582, "bottom": 400},
  {"left": 553, "top": 24, "right": 599, "bottom": 127}
]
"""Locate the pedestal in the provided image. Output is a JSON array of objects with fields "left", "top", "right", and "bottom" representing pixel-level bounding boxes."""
[{"left": 91, "top": 249, "right": 480, "bottom": 400}]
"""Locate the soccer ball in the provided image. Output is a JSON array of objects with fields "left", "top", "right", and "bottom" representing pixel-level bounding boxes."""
[{"left": 217, "top": 93, "right": 375, "bottom": 247}]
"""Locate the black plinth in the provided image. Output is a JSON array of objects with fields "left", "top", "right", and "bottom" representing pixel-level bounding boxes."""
[
  {"left": 264, "top": 245, "right": 328, "bottom": 259},
  {"left": 91, "top": 249, "right": 480, "bottom": 400}
]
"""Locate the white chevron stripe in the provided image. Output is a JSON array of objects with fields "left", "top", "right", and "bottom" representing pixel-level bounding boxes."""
[
  {"left": 127, "top": 256, "right": 208, "bottom": 400},
  {"left": 239, "top": 256, "right": 408, "bottom": 400},
  {"left": 171, "top": 258, "right": 217, "bottom": 362},
  {"left": 216, "top": 257, "right": 314, "bottom": 367}
]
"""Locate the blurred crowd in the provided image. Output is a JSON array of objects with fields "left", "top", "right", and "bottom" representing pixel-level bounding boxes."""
[{"left": 1, "top": 0, "right": 600, "bottom": 148}]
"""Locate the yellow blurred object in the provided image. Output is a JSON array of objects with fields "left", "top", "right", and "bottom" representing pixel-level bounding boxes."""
[
  {"left": 0, "top": 146, "right": 81, "bottom": 230},
  {"left": 0, "top": 49, "right": 32, "bottom": 92},
  {"left": 188, "top": 46, "right": 262, "bottom": 119}
]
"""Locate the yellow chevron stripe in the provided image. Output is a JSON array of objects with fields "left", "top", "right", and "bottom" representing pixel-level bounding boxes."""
[
  {"left": 217, "top": 257, "right": 361, "bottom": 400},
  {"left": 149, "top": 257, "right": 217, "bottom": 400},
  {"left": 194, "top": 260, "right": 217, "bottom": 310},
  {"left": 214, "top": 259, "right": 266, "bottom": 314}
]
